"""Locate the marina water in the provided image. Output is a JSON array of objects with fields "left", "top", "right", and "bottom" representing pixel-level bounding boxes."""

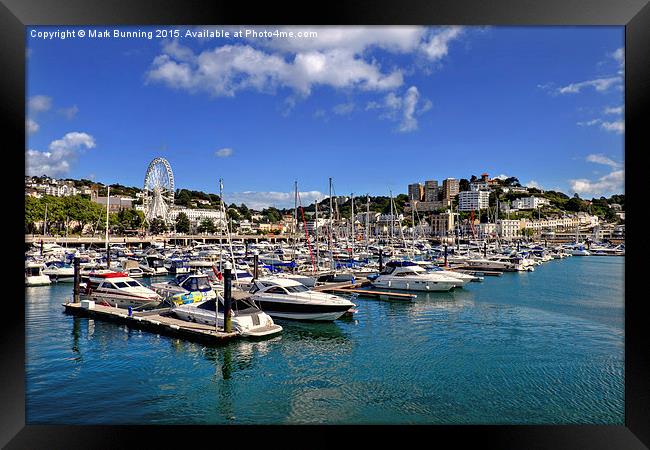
[{"left": 26, "top": 256, "right": 624, "bottom": 424}]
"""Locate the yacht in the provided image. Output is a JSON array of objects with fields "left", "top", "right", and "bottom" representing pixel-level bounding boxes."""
[
  {"left": 25, "top": 261, "right": 51, "bottom": 286},
  {"left": 249, "top": 277, "right": 356, "bottom": 321},
  {"left": 42, "top": 260, "right": 75, "bottom": 283},
  {"left": 166, "top": 258, "right": 190, "bottom": 275},
  {"left": 412, "top": 261, "right": 482, "bottom": 283},
  {"left": 81, "top": 271, "right": 163, "bottom": 309},
  {"left": 150, "top": 273, "right": 217, "bottom": 305},
  {"left": 172, "top": 296, "right": 283, "bottom": 337},
  {"left": 139, "top": 255, "right": 168, "bottom": 276},
  {"left": 371, "top": 261, "right": 459, "bottom": 291}
]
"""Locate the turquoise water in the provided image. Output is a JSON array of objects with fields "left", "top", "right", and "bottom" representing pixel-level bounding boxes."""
[{"left": 25, "top": 256, "right": 624, "bottom": 424}]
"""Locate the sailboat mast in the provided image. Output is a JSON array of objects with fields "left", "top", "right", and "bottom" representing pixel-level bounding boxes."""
[
  {"left": 389, "top": 189, "right": 394, "bottom": 241},
  {"left": 293, "top": 180, "right": 298, "bottom": 268},
  {"left": 105, "top": 186, "right": 110, "bottom": 256},
  {"left": 351, "top": 193, "right": 355, "bottom": 263},
  {"left": 366, "top": 194, "right": 370, "bottom": 254},
  {"left": 43, "top": 203, "right": 48, "bottom": 236},
  {"left": 315, "top": 199, "right": 319, "bottom": 270},
  {"left": 329, "top": 178, "right": 333, "bottom": 269}
]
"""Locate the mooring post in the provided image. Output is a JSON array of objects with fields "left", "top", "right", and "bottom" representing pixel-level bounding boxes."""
[
  {"left": 40, "top": 239, "right": 44, "bottom": 256},
  {"left": 253, "top": 254, "right": 259, "bottom": 280},
  {"left": 73, "top": 256, "right": 81, "bottom": 303},
  {"left": 245, "top": 241, "right": 249, "bottom": 258},
  {"left": 223, "top": 261, "right": 232, "bottom": 333},
  {"left": 379, "top": 249, "right": 384, "bottom": 272},
  {"left": 106, "top": 245, "right": 111, "bottom": 269},
  {"left": 483, "top": 242, "right": 487, "bottom": 258},
  {"left": 444, "top": 244, "right": 448, "bottom": 267}
]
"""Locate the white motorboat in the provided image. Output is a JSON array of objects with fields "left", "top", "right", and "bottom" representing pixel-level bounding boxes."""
[
  {"left": 81, "top": 271, "right": 163, "bottom": 309},
  {"left": 412, "top": 261, "right": 481, "bottom": 283},
  {"left": 42, "top": 260, "right": 75, "bottom": 283},
  {"left": 172, "top": 296, "right": 283, "bottom": 337},
  {"left": 166, "top": 258, "right": 190, "bottom": 275},
  {"left": 249, "top": 277, "right": 356, "bottom": 321},
  {"left": 371, "top": 261, "right": 459, "bottom": 292},
  {"left": 25, "top": 261, "right": 51, "bottom": 286},
  {"left": 139, "top": 255, "right": 168, "bottom": 276}
]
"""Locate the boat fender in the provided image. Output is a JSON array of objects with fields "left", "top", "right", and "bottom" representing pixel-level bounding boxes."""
[{"left": 388, "top": 281, "right": 391, "bottom": 288}]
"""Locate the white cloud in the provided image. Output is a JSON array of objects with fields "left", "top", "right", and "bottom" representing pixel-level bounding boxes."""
[
  {"left": 26, "top": 132, "right": 96, "bottom": 177},
  {"left": 525, "top": 180, "right": 541, "bottom": 189},
  {"left": 215, "top": 147, "right": 233, "bottom": 157},
  {"left": 569, "top": 170, "right": 624, "bottom": 196},
  {"left": 577, "top": 118, "right": 624, "bottom": 134},
  {"left": 58, "top": 105, "right": 79, "bottom": 119},
  {"left": 147, "top": 43, "right": 404, "bottom": 97},
  {"left": 556, "top": 77, "right": 620, "bottom": 94},
  {"left": 370, "top": 86, "right": 430, "bottom": 133},
  {"left": 586, "top": 154, "right": 622, "bottom": 169},
  {"left": 28, "top": 95, "right": 52, "bottom": 113},
  {"left": 492, "top": 174, "right": 509, "bottom": 180},
  {"left": 610, "top": 48, "right": 624, "bottom": 66},
  {"left": 600, "top": 120, "right": 624, "bottom": 134},
  {"left": 26, "top": 118, "right": 39, "bottom": 134},
  {"left": 420, "top": 26, "right": 463, "bottom": 61},
  {"left": 224, "top": 190, "right": 324, "bottom": 210},
  {"left": 332, "top": 102, "right": 355, "bottom": 116},
  {"left": 604, "top": 106, "right": 623, "bottom": 115}
]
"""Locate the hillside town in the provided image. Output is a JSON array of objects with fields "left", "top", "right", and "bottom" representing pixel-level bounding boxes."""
[{"left": 24, "top": 171, "right": 625, "bottom": 242}]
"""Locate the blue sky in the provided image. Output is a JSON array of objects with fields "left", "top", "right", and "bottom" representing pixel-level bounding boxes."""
[{"left": 26, "top": 26, "right": 624, "bottom": 209}]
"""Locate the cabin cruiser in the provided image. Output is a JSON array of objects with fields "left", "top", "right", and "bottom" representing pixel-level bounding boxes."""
[
  {"left": 249, "top": 277, "right": 356, "bottom": 321},
  {"left": 25, "top": 261, "right": 51, "bottom": 286},
  {"left": 42, "top": 260, "right": 75, "bottom": 283},
  {"left": 116, "top": 259, "right": 145, "bottom": 278},
  {"left": 172, "top": 295, "right": 282, "bottom": 337},
  {"left": 412, "top": 261, "right": 482, "bottom": 283},
  {"left": 371, "top": 261, "right": 460, "bottom": 291},
  {"left": 567, "top": 245, "right": 591, "bottom": 256},
  {"left": 81, "top": 271, "right": 163, "bottom": 309},
  {"left": 139, "top": 255, "right": 168, "bottom": 276},
  {"left": 166, "top": 258, "right": 190, "bottom": 275},
  {"left": 150, "top": 273, "right": 217, "bottom": 305}
]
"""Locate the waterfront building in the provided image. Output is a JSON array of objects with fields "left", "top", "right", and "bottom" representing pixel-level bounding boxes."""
[
  {"left": 429, "top": 211, "right": 456, "bottom": 236},
  {"left": 169, "top": 207, "right": 226, "bottom": 229},
  {"left": 424, "top": 180, "right": 439, "bottom": 202},
  {"left": 470, "top": 174, "right": 491, "bottom": 192},
  {"left": 477, "top": 222, "right": 497, "bottom": 239},
  {"left": 442, "top": 178, "right": 460, "bottom": 201},
  {"left": 405, "top": 198, "right": 451, "bottom": 213},
  {"left": 92, "top": 193, "right": 134, "bottom": 212},
  {"left": 511, "top": 196, "right": 550, "bottom": 210},
  {"left": 497, "top": 219, "right": 521, "bottom": 238},
  {"left": 458, "top": 190, "right": 490, "bottom": 211},
  {"left": 408, "top": 183, "right": 425, "bottom": 202}
]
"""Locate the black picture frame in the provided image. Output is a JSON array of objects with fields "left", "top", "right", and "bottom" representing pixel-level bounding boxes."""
[{"left": 2, "top": 0, "right": 647, "bottom": 448}]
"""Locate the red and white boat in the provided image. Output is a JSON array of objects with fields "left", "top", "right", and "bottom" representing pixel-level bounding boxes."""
[{"left": 81, "top": 270, "right": 163, "bottom": 309}]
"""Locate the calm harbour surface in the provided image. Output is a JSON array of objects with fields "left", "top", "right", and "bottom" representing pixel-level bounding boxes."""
[{"left": 26, "top": 256, "right": 624, "bottom": 424}]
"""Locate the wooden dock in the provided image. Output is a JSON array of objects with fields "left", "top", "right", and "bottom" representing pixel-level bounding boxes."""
[
  {"left": 63, "top": 302, "right": 239, "bottom": 344},
  {"left": 314, "top": 278, "right": 416, "bottom": 301}
]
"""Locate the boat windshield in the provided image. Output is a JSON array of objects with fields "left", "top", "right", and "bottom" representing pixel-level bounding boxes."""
[
  {"left": 182, "top": 276, "right": 212, "bottom": 292},
  {"left": 126, "top": 280, "right": 141, "bottom": 287},
  {"left": 285, "top": 285, "right": 309, "bottom": 293}
]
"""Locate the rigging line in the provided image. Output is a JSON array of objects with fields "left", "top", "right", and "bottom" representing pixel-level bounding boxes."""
[{"left": 297, "top": 190, "right": 316, "bottom": 274}]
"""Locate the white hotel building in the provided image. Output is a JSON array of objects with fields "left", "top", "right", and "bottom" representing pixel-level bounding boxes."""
[
  {"left": 458, "top": 190, "right": 490, "bottom": 212},
  {"left": 168, "top": 207, "right": 227, "bottom": 229},
  {"left": 511, "top": 196, "right": 550, "bottom": 210}
]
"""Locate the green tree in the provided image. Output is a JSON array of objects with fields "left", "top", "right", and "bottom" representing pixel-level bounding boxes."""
[
  {"left": 175, "top": 212, "right": 190, "bottom": 233},
  {"left": 459, "top": 179, "right": 470, "bottom": 192},
  {"left": 149, "top": 217, "right": 168, "bottom": 235},
  {"left": 197, "top": 218, "right": 216, "bottom": 233}
]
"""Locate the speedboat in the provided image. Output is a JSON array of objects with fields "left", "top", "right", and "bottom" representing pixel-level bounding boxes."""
[
  {"left": 371, "top": 261, "right": 459, "bottom": 291},
  {"left": 249, "top": 277, "right": 356, "bottom": 321},
  {"left": 25, "top": 261, "right": 51, "bottom": 286},
  {"left": 81, "top": 271, "right": 163, "bottom": 309},
  {"left": 172, "top": 296, "right": 283, "bottom": 337},
  {"left": 166, "top": 258, "right": 190, "bottom": 275},
  {"left": 42, "top": 260, "right": 75, "bottom": 283},
  {"left": 150, "top": 273, "right": 217, "bottom": 305},
  {"left": 412, "top": 261, "right": 482, "bottom": 283},
  {"left": 139, "top": 255, "right": 168, "bottom": 276}
]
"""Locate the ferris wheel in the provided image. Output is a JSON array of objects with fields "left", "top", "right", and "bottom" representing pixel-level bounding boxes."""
[{"left": 143, "top": 157, "right": 175, "bottom": 225}]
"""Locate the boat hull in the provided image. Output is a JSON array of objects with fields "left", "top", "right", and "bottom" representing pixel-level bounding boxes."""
[{"left": 253, "top": 300, "right": 352, "bottom": 321}]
